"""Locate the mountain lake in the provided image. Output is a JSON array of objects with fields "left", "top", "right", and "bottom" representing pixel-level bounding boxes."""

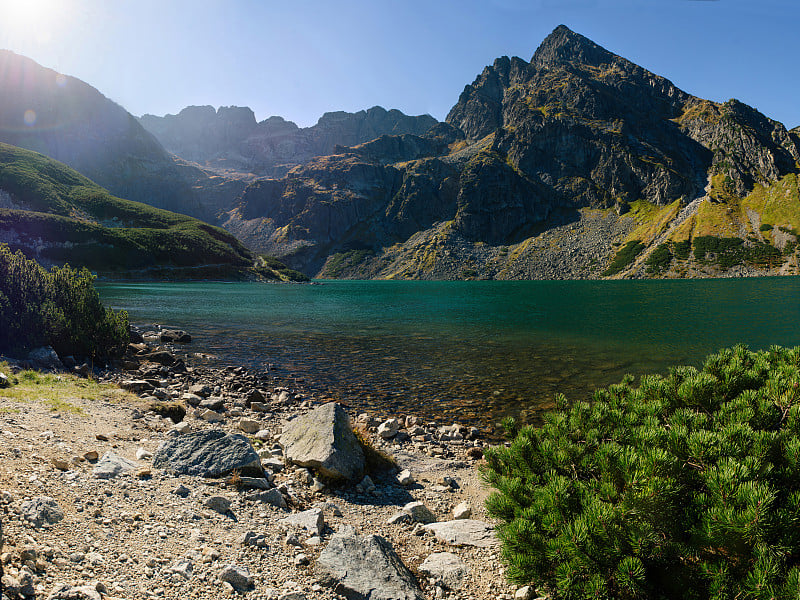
[{"left": 98, "top": 278, "right": 800, "bottom": 434}]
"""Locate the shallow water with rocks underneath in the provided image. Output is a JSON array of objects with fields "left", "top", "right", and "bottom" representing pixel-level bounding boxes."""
[{"left": 99, "top": 278, "right": 800, "bottom": 433}]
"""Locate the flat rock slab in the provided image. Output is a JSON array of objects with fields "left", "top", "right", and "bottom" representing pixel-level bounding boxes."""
[
  {"left": 93, "top": 452, "right": 139, "bottom": 479},
  {"left": 422, "top": 520, "right": 499, "bottom": 548},
  {"left": 280, "top": 402, "right": 364, "bottom": 482},
  {"left": 315, "top": 526, "right": 423, "bottom": 600},
  {"left": 419, "top": 552, "right": 469, "bottom": 590},
  {"left": 153, "top": 429, "right": 263, "bottom": 478}
]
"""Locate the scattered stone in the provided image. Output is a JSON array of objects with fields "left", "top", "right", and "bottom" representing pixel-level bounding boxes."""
[
  {"left": 189, "top": 383, "right": 212, "bottom": 397},
  {"left": 153, "top": 429, "right": 263, "bottom": 478},
  {"left": 238, "top": 418, "right": 261, "bottom": 434},
  {"left": 515, "top": 585, "right": 535, "bottom": 600},
  {"left": 315, "top": 526, "right": 423, "bottom": 600},
  {"left": 280, "top": 402, "right": 365, "bottom": 482},
  {"left": 204, "top": 495, "right": 232, "bottom": 514},
  {"left": 280, "top": 507, "right": 324, "bottom": 536},
  {"left": 241, "top": 531, "right": 269, "bottom": 548},
  {"left": 46, "top": 584, "right": 103, "bottom": 600},
  {"left": 172, "top": 421, "right": 192, "bottom": 434},
  {"left": 51, "top": 457, "right": 71, "bottom": 471},
  {"left": 387, "top": 512, "right": 412, "bottom": 525},
  {"left": 453, "top": 501, "right": 472, "bottom": 520},
  {"left": 173, "top": 484, "right": 191, "bottom": 498},
  {"left": 182, "top": 392, "right": 203, "bottom": 406},
  {"left": 160, "top": 329, "right": 192, "bottom": 343},
  {"left": 136, "top": 447, "right": 153, "bottom": 460},
  {"left": 239, "top": 476, "right": 271, "bottom": 489},
  {"left": 357, "top": 474, "right": 375, "bottom": 493},
  {"left": 93, "top": 451, "right": 139, "bottom": 479},
  {"left": 402, "top": 501, "right": 437, "bottom": 524},
  {"left": 200, "top": 409, "right": 224, "bottom": 423},
  {"left": 377, "top": 418, "right": 401, "bottom": 439},
  {"left": 199, "top": 396, "right": 225, "bottom": 411},
  {"left": 120, "top": 380, "right": 154, "bottom": 394},
  {"left": 419, "top": 552, "right": 469, "bottom": 590},
  {"left": 82, "top": 450, "right": 99, "bottom": 462},
  {"left": 169, "top": 558, "right": 194, "bottom": 579},
  {"left": 218, "top": 564, "right": 254, "bottom": 591},
  {"left": 248, "top": 488, "right": 287, "bottom": 508},
  {"left": 245, "top": 389, "right": 265, "bottom": 405},
  {"left": 422, "top": 520, "right": 499, "bottom": 547},
  {"left": 21, "top": 496, "right": 64, "bottom": 528},
  {"left": 396, "top": 469, "right": 415, "bottom": 486}
]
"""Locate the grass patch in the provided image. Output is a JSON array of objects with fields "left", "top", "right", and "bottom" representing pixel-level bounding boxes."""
[
  {"left": 0, "top": 142, "right": 256, "bottom": 274},
  {"left": 353, "top": 427, "right": 397, "bottom": 476},
  {"left": 743, "top": 173, "right": 800, "bottom": 234},
  {"left": 253, "top": 255, "right": 309, "bottom": 282},
  {"left": 626, "top": 200, "right": 681, "bottom": 243},
  {"left": 0, "top": 367, "right": 138, "bottom": 414},
  {"left": 693, "top": 198, "right": 748, "bottom": 238}
]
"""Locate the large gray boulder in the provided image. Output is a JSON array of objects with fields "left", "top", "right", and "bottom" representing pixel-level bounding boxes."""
[
  {"left": 315, "top": 526, "right": 423, "bottom": 600},
  {"left": 27, "top": 346, "right": 63, "bottom": 370},
  {"left": 280, "top": 403, "right": 364, "bottom": 482},
  {"left": 153, "top": 430, "right": 263, "bottom": 478}
]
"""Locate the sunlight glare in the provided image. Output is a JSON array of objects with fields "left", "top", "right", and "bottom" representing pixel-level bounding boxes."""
[{"left": 0, "top": 0, "right": 64, "bottom": 37}]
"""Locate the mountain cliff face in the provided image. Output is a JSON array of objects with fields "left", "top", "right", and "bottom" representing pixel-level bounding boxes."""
[
  {"left": 0, "top": 51, "right": 218, "bottom": 218},
  {"left": 221, "top": 25, "right": 800, "bottom": 279},
  {"left": 139, "top": 105, "right": 438, "bottom": 177}
]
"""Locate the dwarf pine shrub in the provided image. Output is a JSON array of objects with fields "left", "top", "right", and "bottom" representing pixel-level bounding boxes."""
[
  {"left": 484, "top": 345, "right": 800, "bottom": 600},
  {"left": 0, "top": 244, "right": 128, "bottom": 358}
]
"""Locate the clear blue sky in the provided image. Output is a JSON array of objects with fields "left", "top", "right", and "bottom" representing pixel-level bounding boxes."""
[{"left": 0, "top": 0, "right": 797, "bottom": 129}]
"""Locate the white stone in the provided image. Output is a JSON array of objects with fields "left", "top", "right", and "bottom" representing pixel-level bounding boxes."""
[
  {"left": 377, "top": 418, "right": 401, "bottom": 439},
  {"left": 402, "top": 501, "right": 436, "bottom": 524},
  {"left": 452, "top": 501, "right": 472, "bottom": 520},
  {"left": 396, "top": 469, "right": 415, "bottom": 486}
]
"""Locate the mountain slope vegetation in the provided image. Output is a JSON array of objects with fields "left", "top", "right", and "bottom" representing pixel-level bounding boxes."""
[{"left": 0, "top": 142, "right": 306, "bottom": 279}]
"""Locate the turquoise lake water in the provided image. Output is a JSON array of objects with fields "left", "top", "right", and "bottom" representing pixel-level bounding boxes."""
[{"left": 98, "top": 278, "right": 800, "bottom": 433}]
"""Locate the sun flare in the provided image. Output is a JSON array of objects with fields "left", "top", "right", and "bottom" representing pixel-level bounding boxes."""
[{"left": 0, "top": 0, "right": 64, "bottom": 38}]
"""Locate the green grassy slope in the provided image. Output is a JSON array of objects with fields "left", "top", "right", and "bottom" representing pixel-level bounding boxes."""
[{"left": 0, "top": 142, "right": 303, "bottom": 279}]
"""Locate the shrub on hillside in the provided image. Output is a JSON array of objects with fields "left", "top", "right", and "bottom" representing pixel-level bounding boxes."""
[
  {"left": 0, "top": 244, "right": 128, "bottom": 358},
  {"left": 484, "top": 345, "right": 800, "bottom": 600}
]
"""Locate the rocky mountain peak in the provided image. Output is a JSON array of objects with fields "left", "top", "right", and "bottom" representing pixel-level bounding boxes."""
[{"left": 531, "top": 24, "right": 615, "bottom": 68}]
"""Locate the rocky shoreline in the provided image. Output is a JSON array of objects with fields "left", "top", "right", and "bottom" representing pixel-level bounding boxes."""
[{"left": 0, "top": 327, "right": 536, "bottom": 600}]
